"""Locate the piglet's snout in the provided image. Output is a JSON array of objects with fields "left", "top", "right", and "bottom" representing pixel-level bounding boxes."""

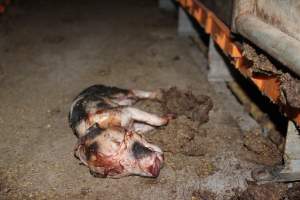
[
  {"left": 148, "top": 156, "right": 162, "bottom": 177},
  {"left": 131, "top": 141, "right": 164, "bottom": 177}
]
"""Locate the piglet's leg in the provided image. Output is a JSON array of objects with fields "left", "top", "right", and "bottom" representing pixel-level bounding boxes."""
[
  {"left": 89, "top": 108, "right": 173, "bottom": 131},
  {"left": 130, "top": 89, "right": 163, "bottom": 101},
  {"left": 89, "top": 111, "right": 122, "bottom": 129},
  {"left": 111, "top": 89, "right": 163, "bottom": 107},
  {"left": 121, "top": 107, "right": 169, "bottom": 127},
  {"left": 131, "top": 123, "right": 155, "bottom": 133}
]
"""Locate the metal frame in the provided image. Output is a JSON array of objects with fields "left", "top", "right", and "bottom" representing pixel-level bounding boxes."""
[{"left": 178, "top": 0, "right": 300, "bottom": 127}]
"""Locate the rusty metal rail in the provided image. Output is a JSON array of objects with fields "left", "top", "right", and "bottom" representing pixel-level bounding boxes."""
[
  {"left": 0, "top": 0, "right": 11, "bottom": 14},
  {"left": 178, "top": 0, "right": 300, "bottom": 127}
]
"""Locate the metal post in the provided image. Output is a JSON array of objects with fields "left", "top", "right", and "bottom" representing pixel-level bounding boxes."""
[
  {"left": 278, "top": 121, "right": 300, "bottom": 181},
  {"left": 252, "top": 121, "right": 300, "bottom": 182},
  {"left": 208, "top": 38, "right": 233, "bottom": 82},
  {"left": 177, "top": 7, "right": 196, "bottom": 36},
  {"left": 158, "top": 0, "right": 176, "bottom": 12}
]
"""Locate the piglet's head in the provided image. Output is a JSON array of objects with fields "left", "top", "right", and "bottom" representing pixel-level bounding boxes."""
[{"left": 74, "top": 124, "right": 164, "bottom": 178}]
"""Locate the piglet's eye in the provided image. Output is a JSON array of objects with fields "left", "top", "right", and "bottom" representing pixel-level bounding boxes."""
[
  {"left": 132, "top": 142, "right": 153, "bottom": 159},
  {"left": 85, "top": 142, "right": 99, "bottom": 160}
]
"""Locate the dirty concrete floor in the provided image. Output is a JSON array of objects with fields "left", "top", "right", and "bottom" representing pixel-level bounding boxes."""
[{"left": 0, "top": 0, "right": 293, "bottom": 200}]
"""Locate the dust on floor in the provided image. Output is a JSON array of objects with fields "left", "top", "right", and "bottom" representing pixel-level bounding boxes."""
[{"left": 0, "top": 0, "right": 297, "bottom": 200}]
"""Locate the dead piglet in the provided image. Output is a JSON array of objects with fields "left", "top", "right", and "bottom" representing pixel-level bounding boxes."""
[{"left": 74, "top": 124, "right": 164, "bottom": 178}]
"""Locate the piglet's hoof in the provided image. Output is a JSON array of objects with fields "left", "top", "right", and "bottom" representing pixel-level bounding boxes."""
[{"left": 164, "top": 113, "right": 177, "bottom": 121}]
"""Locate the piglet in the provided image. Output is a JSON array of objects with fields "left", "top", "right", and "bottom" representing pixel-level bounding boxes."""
[{"left": 69, "top": 85, "right": 171, "bottom": 178}]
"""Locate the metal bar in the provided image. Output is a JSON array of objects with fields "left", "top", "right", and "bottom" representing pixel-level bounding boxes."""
[
  {"left": 276, "top": 121, "right": 300, "bottom": 181},
  {"left": 179, "top": 0, "right": 241, "bottom": 58},
  {"left": 236, "top": 15, "right": 300, "bottom": 77}
]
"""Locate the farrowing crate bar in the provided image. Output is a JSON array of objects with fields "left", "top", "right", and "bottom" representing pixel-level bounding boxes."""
[{"left": 174, "top": 0, "right": 300, "bottom": 182}]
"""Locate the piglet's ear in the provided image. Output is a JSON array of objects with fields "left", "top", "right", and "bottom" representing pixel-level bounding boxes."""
[
  {"left": 79, "top": 123, "right": 104, "bottom": 145},
  {"left": 74, "top": 145, "right": 88, "bottom": 166}
]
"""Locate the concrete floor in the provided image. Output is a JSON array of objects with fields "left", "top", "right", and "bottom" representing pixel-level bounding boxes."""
[{"left": 0, "top": 0, "right": 286, "bottom": 199}]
